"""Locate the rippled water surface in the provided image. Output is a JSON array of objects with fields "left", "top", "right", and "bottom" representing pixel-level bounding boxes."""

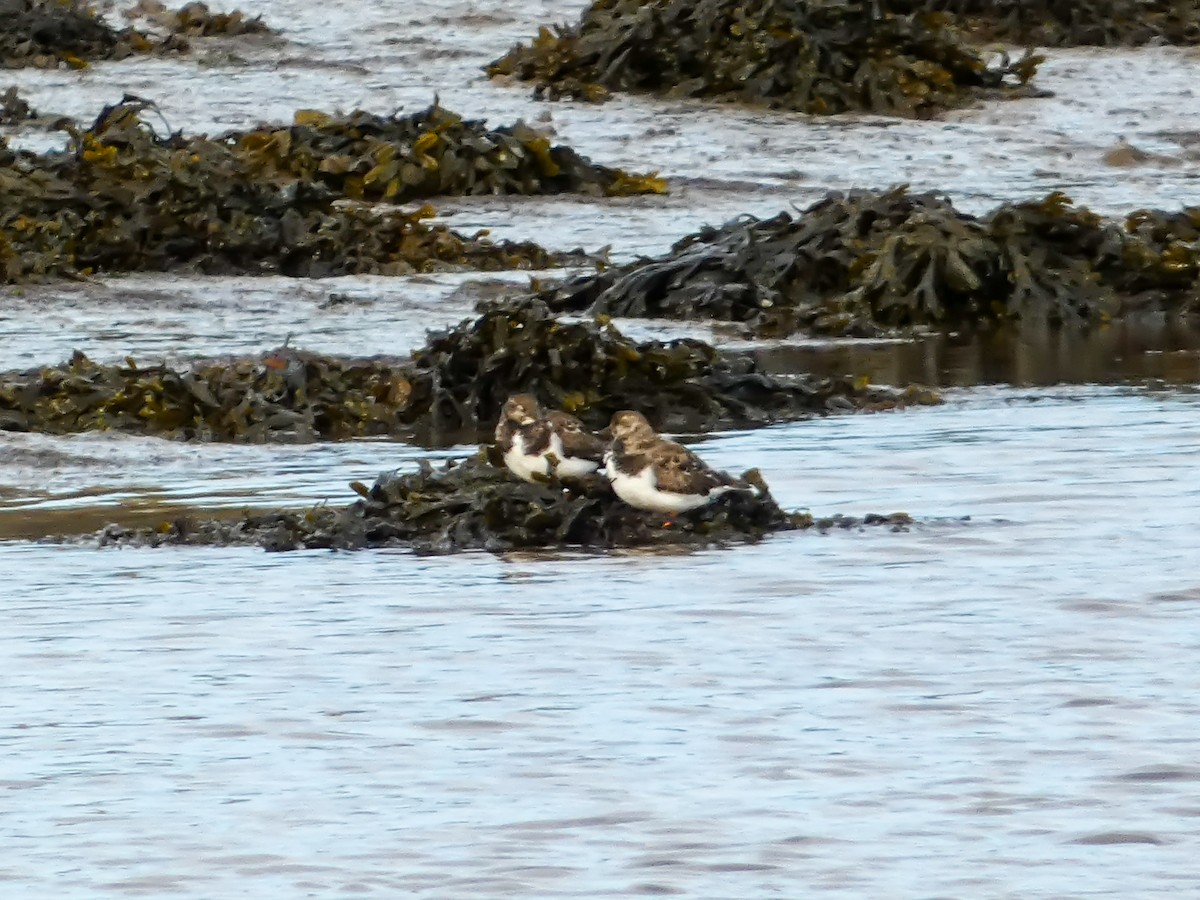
[
  {"left": 4, "top": 0, "right": 1200, "bottom": 896},
  {"left": 4, "top": 390, "right": 1200, "bottom": 897}
]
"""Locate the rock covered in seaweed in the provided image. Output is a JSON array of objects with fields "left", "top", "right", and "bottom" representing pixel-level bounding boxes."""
[
  {"left": 226, "top": 103, "right": 665, "bottom": 204},
  {"left": 887, "top": 0, "right": 1200, "bottom": 47},
  {"left": 398, "top": 300, "right": 936, "bottom": 437},
  {"left": 0, "top": 86, "right": 35, "bottom": 124},
  {"left": 90, "top": 454, "right": 902, "bottom": 553},
  {"left": 125, "top": 0, "right": 273, "bottom": 37},
  {"left": 486, "top": 0, "right": 1042, "bottom": 117},
  {"left": 0, "top": 99, "right": 598, "bottom": 282},
  {"left": 90, "top": 455, "right": 917, "bottom": 553},
  {"left": 535, "top": 188, "right": 1200, "bottom": 335},
  {"left": 0, "top": 302, "right": 937, "bottom": 443},
  {"left": 0, "top": 349, "right": 416, "bottom": 442},
  {"left": 0, "top": 0, "right": 180, "bottom": 68},
  {"left": 316, "top": 455, "right": 796, "bottom": 553}
]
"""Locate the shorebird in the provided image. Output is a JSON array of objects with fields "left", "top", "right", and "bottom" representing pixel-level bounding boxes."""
[
  {"left": 494, "top": 394, "right": 604, "bottom": 483},
  {"left": 604, "top": 410, "right": 758, "bottom": 515}
]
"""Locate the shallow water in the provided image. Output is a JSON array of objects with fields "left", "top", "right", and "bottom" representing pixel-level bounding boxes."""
[
  {"left": 0, "top": 430, "right": 472, "bottom": 539},
  {"left": 4, "top": 389, "right": 1200, "bottom": 897},
  {"left": 0, "top": 271, "right": 536, "bottom": 371},
  {"left": 3, "top": 1, "right": 1200, "bottom": 897}
]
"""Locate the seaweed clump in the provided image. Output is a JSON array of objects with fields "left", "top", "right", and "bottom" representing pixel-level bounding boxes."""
[
  {"left": 0, "top": 99, "right": 594, "bottom": 283},
  {"left": 227, "top": 104, "right": 666, "bottom": 204},
  {"left": 536, "top": 188, "right": 1200, "bottom": 335},
  {"left": 0, "top": 86, "right": 34, "bottom": 123},
  {"left": 0, "top": 349, "right": 418, "bottom": 443},
  {"left": 887, "top": 0, "right": 1200, "bottom": 47},
  {"left": 0, "top": 302, "right": 936, "bottom": 443},
  {"left": 0, "top": 0, "right": 177, "bottom": 68},
  {"left": 407, "top": 301, "right": 932, "bottom": 439},
  {"left": 486, "top": 0, "right": 1041, "bottom": 117},
  {"left": 90, "top": 455, "right": 910, "bottom": 553},
  {"left": 145, "top": 1, "right": 272, "bottom": 37}
]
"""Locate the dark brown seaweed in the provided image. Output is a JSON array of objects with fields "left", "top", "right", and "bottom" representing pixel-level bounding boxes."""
[
  {"left": 0, "top": 301, "right": 937, "bottom": 443},
  {"left": 535, "top": 188, "right": 1200, "bottom": 334},
  {"left": 486, "top": 0, "right": 1043, "bottom": 117}
]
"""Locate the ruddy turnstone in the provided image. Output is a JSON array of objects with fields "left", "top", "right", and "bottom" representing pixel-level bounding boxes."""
[
  {"left": 495, "top": 394, "right": 605, "bottom": 483},
  {"left": 605, "top": 410, "right": 757, "bottom": 514}
]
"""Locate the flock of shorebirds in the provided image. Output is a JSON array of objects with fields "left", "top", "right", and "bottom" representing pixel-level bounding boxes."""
[{"left": 494, "top": 394, "right": 757, "bottom": 515}]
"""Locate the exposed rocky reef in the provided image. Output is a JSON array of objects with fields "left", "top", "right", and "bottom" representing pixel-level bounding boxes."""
[
  {"left": 0, "top": 99, "right": 620, "bottom": 283},
  {"left": 888, "top": 0, "right": 1200, "bottom": 47},
  {"left": 0, "top": 302, "right": 937, "bottom": 443},
  {"left": 534, "top": 188, "right": 1200, "bottom": 336},
  {"left": 89, "top": 454, "right": 914, "bottom": 553},
  {"left": 486, "top": 0, "right": 1042, "bottom": 117}
]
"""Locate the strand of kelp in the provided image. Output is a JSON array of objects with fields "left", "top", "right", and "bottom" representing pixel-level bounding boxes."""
[
  {"left": 0, "top": 98, "right": 662, "bottom": 282},
  {"left": 486, "top": 0, "right": 1043, "bottom": 117},
  {"left": 87, "top": 454, "right": 916, "bottom": 553},
  {"left": 885, "top": 0, "right": 1200, "bottom": 46},
  {"left": 0, "top": 301, "right": 938, "bottom": 443},
  {"left": 532, "top": 188, "right": 1200, "bottom": 336}
]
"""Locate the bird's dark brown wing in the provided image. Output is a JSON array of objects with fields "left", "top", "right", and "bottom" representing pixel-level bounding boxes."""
[
  {"left": 548, "top": 411, "right": 605, "bottom": 462},
  {"left": 651, "top": 441, "right": 731, "bottom": 495},
  {"left": 611, "top": 440, "right": 651, "bottom": 477},
  {"left": 520, "top": 420, "right": 553, "bottom": 455}
]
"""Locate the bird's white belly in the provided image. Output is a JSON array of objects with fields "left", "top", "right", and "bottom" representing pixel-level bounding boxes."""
[
  {"left": 549, "top": 434, "right": 598, "bottom": 478},
  {"left": 506, "top": 433, "right": 597, "bottom": 482},
  {"left": 503, "top": 433, "right": 549, "bottom": 482},
  {"left": 608, "top": 465, "right": 712, "bottom": 514}
]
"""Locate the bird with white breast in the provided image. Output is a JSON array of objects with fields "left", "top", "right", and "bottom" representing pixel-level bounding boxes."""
[
  {"left": 604, "top": 410, "right": 758, "bottom": 515},
  {"left": 495, "top": 394, "right": 605, "bottom": 483}
]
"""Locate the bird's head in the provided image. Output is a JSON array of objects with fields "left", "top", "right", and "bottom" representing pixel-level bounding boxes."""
[
  {"left": 609, "top": 410, "right": 656, "bottom": 446},
  {"left": 502, "top": 393, "right": 542, "bottom": 426}
]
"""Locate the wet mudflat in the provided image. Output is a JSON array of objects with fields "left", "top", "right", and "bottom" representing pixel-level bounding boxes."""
[
  {"left": 3, "top": 0, "right": 1200, "bottom": 896},
  {"left": 3, "top": 390, "right": 1200, "bottom": 897}
]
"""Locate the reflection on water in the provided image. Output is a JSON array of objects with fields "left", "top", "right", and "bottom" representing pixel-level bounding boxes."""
[
  {"left": 753, "top": 318, "right": 1200, "bottom": 387},
  {"left": 2, "top": 389, "right": 1199, "bottom": 897}
]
